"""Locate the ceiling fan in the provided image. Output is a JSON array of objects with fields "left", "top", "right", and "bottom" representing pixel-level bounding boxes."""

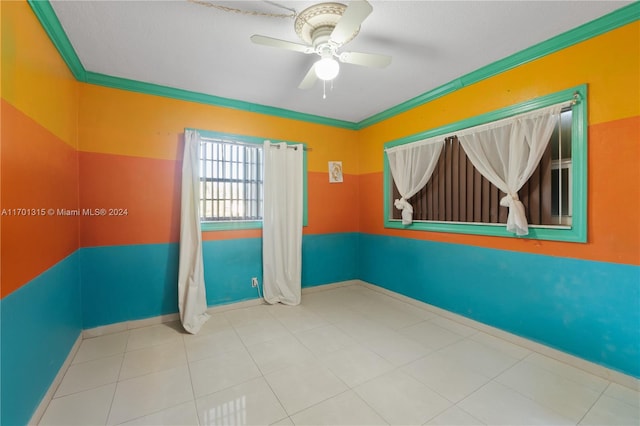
[{"left": 250, "top": 0, "right": 391, "bottom": 90}]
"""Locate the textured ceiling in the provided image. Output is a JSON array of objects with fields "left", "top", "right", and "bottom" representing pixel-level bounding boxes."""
[{"left": 49, "top": 0, "right": 631, "bottom": 124}]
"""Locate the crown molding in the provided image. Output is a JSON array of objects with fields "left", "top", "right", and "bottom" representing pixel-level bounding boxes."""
[
  {"left": 358, "top": 2, "right": 639, "bottom": 128},
  {"left": 28, "top": 1, "right": 639, "bottom": 130}
]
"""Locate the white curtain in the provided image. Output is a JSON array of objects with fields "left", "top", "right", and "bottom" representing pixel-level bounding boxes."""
[
  {"left": 386, "top": 137, "right": 445, "bottom": 225},
  {"left": 262, "top": 141, "right": 304, "bottom": 305},
  {"left": 457, "top": 104, "right": 562, "bottom": 236},
  {"left": 177, "top": 130, "right": 210, "bottom": 334}
]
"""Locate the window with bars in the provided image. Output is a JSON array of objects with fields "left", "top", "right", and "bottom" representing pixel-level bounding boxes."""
[
  {"left": 383, "top": 85, "right": 587, "bottom": 242},
  {"left": 390, "top": 108, "right": 573, "bottom": 226},
  {"left": 199, "top": 137, "right": 263, "bottom": 222}
]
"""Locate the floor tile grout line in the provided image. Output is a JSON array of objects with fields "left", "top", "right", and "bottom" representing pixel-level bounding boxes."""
[
  {"left": 600, "top": 384, "right": 640, "bottom": 408},
  {"left": 53, "top": 336, "right": 124, "bottom": 425},
  {"left": 399, "top": 328, "right": 562, "bottom": 423},
  {"left": 231, "top": 309, "right": 314, "bottom": 422},
  {"left": 403, "top": 358, "right": 492, "bottom": 407},
  {"left": 104, "top": 326, "right": 191, "bottom": 424},
  {"left": 450, "top": 403, "right": 489, "bottom": 425},
  {"left": 68, "top": 334, "right": 129, "bottom": 367},
  {"left": 350, "top": 364, "right": 455, "bottom": 425},
  {"left": 518, "top": 351, "right": 612, "bottom": 392},
  {"left": 575, "top": 381, "right": 612, "bottom": 425},
  {"left": 115, "top": 331, "right": 132, "bottom": 383},
  {"left": 348, "top": 387, "right": 393, "bottom": 426},
  {"left": 494, "top": 354, "right": 622, "bottom": 422},
  {"left": 359, "top": 282, "right": 639, "bottom": 389},
  {"left": 114, "top": 312, "right": 458, "bottom": 425},
  {"left": 37, "top": 285, "right": 639, "bottom": 426},
  {"left": 223, "top": 303, "right": 292, "bottom": 420},
  {"left": 452, "top": 377, "right": 534, "bottom": 425},
  {"left": 421, "top": 399, "right": 455, "bottom": 426},
  {"left": 111, "top": 400, "right": 196, "bottom": 426},
  {"left": 236, "top": 300, "right": 378, "bottom": 419},
  {"left": 487, "top": 371, "right": 589, "bottom": 424},
  {"left": 284, "top": 388, "right": 362, "bottom": 421},
  {"left": 181, "top": 330, "right": 201, "bottom": 425},
  {"left": 103, "top": 350, "right": 127, "bottom": 425},
  {"left": 48, "top": 359, "right": 124, "bottom": 401}
]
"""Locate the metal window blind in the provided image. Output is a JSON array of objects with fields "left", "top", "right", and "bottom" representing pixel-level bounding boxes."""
[{"left": 199, "top": 138, "right": 263, "bottom": 221}]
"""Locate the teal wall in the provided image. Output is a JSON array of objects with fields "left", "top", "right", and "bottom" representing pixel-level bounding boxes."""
[
  {"left": 80, "top": 233, "right": 360, "bottom": 328},
  {"left": 3, "top": 232, "right": 638, "bottom": 426},
  {"left": 357, "top": 233, "right": 640, "bottom": 378},
  {"left": 0, "top": 233, "right": 356, "bottom": 425},
  {"left": 80, "top": 244, "right": 180, "bottom": 328},
  {"left": 0, "top": 252, "right": 82, "bottom": 426}
]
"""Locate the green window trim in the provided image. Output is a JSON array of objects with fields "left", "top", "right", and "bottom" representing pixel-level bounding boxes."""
[
  {"left": 187, "top": 128, "right": 309, "bottom": 231},
  {"left": 383, "top": 84, "right": 588, "bottom": 243}
]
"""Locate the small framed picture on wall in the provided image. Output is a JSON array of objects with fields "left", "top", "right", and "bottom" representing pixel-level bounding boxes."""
[{"left": 329, "top": 161, "right": 343, "bottom": 183}]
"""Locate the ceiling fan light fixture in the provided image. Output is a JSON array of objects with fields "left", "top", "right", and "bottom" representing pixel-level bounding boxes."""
[{"left": 315, "top": 56, "right": 340, "bottom": 81}]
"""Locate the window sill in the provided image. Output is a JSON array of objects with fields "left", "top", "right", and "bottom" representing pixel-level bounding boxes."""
[
  {"left": 200, "top": 219, "right": 309, "bottom": 231},
  {"left": 201, "top": 220, "right": 263, "bottom": 231},
  {"left": 385, "top": 219, "right": 585, "bottom": 243}
]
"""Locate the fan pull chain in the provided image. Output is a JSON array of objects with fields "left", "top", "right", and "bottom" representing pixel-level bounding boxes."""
[{"left": 322, "top": 79, "right": 336, "bottom": 100}]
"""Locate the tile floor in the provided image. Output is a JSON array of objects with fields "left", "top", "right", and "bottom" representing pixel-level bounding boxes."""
[{"left": 38, "top": 285, "right": 639, "bottom": 425}]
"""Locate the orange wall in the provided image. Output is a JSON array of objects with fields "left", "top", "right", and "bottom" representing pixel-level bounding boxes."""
[
  {"left": 78, "top": 84, "right": 359, "bottom": 169},
  {"left": 358, "top": 22, "right": 639, "bottom": 174},
  {"left": 358, "top": 21, "right": 640, "bottom": 266},
  {"left": 1, "top": 2, "right": 78, "bottom": 149},
  {"left": 1, "top": 1, "right": 79, "bottom": 297},
  {"left": 3, "top": 1, "right": 638, "bottom": 301},
  {"left": 77, "top": 84, "right": 361, "bottom": 246}
]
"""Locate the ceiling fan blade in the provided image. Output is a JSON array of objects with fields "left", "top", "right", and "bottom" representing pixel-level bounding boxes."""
[
  {"left": 298, "top": 64, "right": 318, "bottom": 89},
  {"left": 330, "top": 0, "right": 373, "bottom": 45},
  {"left": 250, "top": 35, "right": 313, "bottom": 54},
  {"left": 338, "top": 51, "right": 391, "bottom": 68}
]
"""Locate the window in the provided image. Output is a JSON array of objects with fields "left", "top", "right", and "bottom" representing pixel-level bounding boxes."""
[
  {"left": 383, "top": 85, "right": 587, "bottom": 242},
  {"left": 194, "top": 129, "right": 308, "bottom": 231},
  {"left": 391, "top": 108, "right": 572, "bottom": 227},
  {"left": 200, "top": 137, "right": 263, "bottom": 222}
]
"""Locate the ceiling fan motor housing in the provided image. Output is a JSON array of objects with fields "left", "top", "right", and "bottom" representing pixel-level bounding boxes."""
[
  {"left": 295, "top": 2, "right": 360, "bottom": 46},
  {"left": 311, "top": 27, "right": 334, "bottom": 49}
]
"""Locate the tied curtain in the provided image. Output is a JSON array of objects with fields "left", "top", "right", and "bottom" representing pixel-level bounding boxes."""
[
  {"left": 262, "top": 141, "right": 304, "bottom": 305},
  {"left": 386, "top": 137, "right": 445, "bottom": 225},
  {"left": 177, "top": 130, "right": 210, "bottom": 334},
  {"left": 457, "top": 104, "right": 562, "bottom": 235}
]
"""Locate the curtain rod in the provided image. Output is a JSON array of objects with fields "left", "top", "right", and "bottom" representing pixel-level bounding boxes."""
[
  {"left": 453, "top": 99, "right": 573, "bottom": 140},
  {"left": 201, "top": 137, "right": 312, "bottom": 152},
  {"left": 268, "top": 142, "right": 312, "bottom": 152}
]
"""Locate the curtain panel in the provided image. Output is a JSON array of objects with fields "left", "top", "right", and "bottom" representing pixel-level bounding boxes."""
[
  {"left": 457, "top": 103, "right": 564, "bottom": 235},
  {"left": 386, "top": 137, "right": 445, "bottom": 225},
  {"left": 262, "top": 141, "right": 304, "bottom": 305},
  {"left": 177, "top": 130, "right": 210, "bottom": 334}
]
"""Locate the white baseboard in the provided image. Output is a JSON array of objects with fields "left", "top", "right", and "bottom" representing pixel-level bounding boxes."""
[
  {"left": 30, "top": 333, "right": 83, "bottom": 425},
  {"left": 82, "top": 313, "right": 181, "bottom": 338},
  {"left": 355, "top": 280, "right": 639, "bottom": 391},
  {"left": 303, "top": 280, "right": 359, "bottom": 294},
  {"left": 81, "top": 280, "right": 358, "bottom": 337}
]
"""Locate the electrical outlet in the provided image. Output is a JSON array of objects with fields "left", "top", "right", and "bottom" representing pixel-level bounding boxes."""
[{"left": 251, "top": 277, "right": 258, "bottom": 288}]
